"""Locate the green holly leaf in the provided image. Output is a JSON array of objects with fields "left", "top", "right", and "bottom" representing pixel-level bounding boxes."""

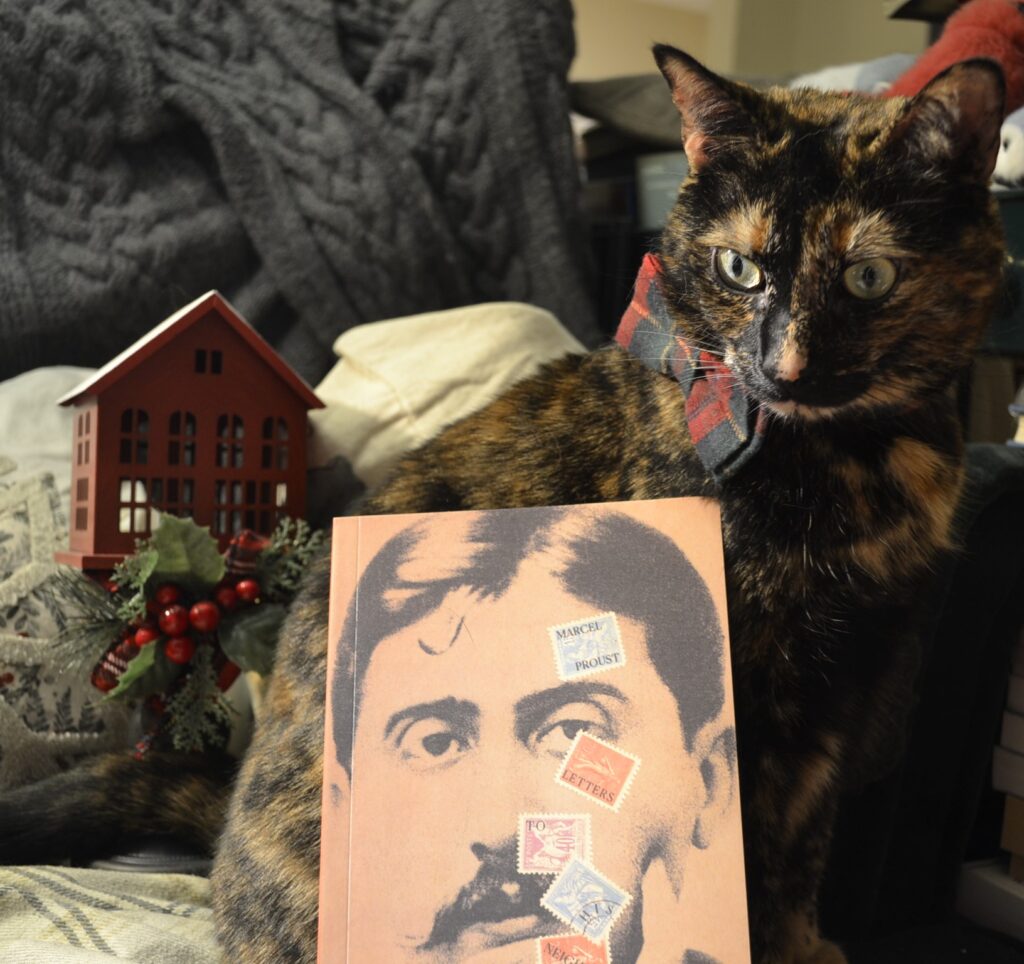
[
  {"left": 218, "top": 604, "right": 286, "bottom": 676},
  {"left": 104, "top": 642, "right": 180, "bottom": 701},
  {"left": 149, "top": 516, "right": 225, "bottom": 588}
]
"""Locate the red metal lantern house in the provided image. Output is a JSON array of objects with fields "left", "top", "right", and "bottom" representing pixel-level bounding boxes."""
[{"left": 55, "top": 291, "right": 325, "bottom": 570}]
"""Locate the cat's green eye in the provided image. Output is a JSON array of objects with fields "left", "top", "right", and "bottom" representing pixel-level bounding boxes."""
[
  {"left": 714, "top": 248, "right": 764, "bottom": 292},
  {"left": 842, "top": 258, "right": 897, "bottom": 300}
]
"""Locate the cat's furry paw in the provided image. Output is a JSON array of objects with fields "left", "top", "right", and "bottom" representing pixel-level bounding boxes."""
[{"left": 800, "top": 938, "right": 847, "bottom": 964}]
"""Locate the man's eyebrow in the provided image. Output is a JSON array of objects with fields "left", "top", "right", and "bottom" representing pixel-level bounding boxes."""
[
  {"left": 383, "top": 697, "right": 478, "bottom": 739},
  {"left": 514, "top": 682, "right": 628, "bottom": 741}
]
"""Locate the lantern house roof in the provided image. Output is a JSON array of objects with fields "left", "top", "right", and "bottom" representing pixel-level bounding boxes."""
[{"left": 57, "top": 291, "right": 324, "bottom": 410}]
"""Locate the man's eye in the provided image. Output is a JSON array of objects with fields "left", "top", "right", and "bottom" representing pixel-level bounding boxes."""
[
  {"left": 531, "top": 703, "right": 612, "bottom": 758},
  {"left": 393, "top": 719, "right": 471, "bottom": 769}
]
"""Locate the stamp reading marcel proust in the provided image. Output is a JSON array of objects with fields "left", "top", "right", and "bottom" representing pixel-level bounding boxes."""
[
  {"left": 536, "top": 933, "right": 611, "bottom": 964},
  {"left": 549, "top": 612, "right": 625, "bottom": 681},
  {"left": 518, "top": 813, "right": 591, "bottom": 874},
  {"left": 556, "top": 732, "right": 640, "bottom": 812},
  {"left": 541, "top": 858, "right": 631, "bottom": 943}
]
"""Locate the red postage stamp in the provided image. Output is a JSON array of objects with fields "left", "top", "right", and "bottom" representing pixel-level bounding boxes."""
[
  {"left": 536, "top": 933, "right": 611, "bottom": 964},
  {"left": 556, "top": 733, "right": 640, "bottom": 812},
  {"left": 518, "top": 813, "right": 591, "bottom": 874}
]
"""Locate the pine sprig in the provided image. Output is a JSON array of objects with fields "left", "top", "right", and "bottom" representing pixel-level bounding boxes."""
[
  {"left": 111, "top": 547, "right": 159, "bottom": 624},
  {"left": 48, "top": 568, "right": 125, "bottom": 671},
  {"left": 257, "top": 518, "right": 327, "bottom": 600},
  {"left": 163, "top": 645, "right": 235, "bottom": 752}
]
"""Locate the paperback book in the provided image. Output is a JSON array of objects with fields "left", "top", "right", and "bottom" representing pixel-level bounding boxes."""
[{"left": 318, "top": 499, "right": 750, "bottom": 963}]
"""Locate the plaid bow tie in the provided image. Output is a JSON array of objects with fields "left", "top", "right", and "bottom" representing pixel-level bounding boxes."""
[{"left": 614, "top": 253, "right": 767, "bottom": 483}]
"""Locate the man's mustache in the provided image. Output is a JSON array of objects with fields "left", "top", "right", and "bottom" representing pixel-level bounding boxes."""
[{"left": 421, "top": 840, "right": 550, "bottom": 950}]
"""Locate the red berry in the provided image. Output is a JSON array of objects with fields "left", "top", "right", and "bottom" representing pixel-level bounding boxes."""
[
  {"left": 158, "top": 604, "right": 189, "bottom": 637},
  {"left": 153, "top": 583, "right": 182, "bottom": 606},
  {"left": 92, "top": 669, "right": 117, "bottom": 692},
  {"left": 165, "top": 636, "right": 196, "bottom": 665},
  {"left": 214, "top": 586, "right": 238, "bottom": 612},
  {"left": 103, "top": 579, "right": 119, "bottom": 593},
  {"left": 235, "top": 578, "right": 261, "bottom": 603},
  {"left": 134, "top": 625, "right": 161, "bottom": 647},
  {"left": 189, "top": 600, "right": 221, "bottom": 633}
]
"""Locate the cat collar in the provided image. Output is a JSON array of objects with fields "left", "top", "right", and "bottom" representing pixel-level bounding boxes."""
[{"left": 615, "top": 252, "right": 766, "bottom": 482}]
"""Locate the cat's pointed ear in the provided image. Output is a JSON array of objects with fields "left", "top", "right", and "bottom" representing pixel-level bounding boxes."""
[
  {"left": 885, "top": 59, "right": 1005, "bottom": 183},
  {"left": 654, "top": 44, "right": 753, "bottom": 170}
]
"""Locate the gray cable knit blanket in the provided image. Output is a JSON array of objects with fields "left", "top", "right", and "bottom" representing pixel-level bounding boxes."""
[{"left": 0, "top": 0, "right": 597, "bottom": 384}]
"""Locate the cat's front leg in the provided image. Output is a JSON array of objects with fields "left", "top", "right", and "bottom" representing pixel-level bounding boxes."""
[
  {"left": 742, "top": 725, "right": 848, "bottom": 964},
  {"left": 211, "top": 553, "right": 332, "bottom": 963}
]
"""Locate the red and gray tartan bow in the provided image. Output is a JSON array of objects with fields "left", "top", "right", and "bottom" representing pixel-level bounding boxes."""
[{"left": 615, "top": 253, "right": 766, "bottom": 482}]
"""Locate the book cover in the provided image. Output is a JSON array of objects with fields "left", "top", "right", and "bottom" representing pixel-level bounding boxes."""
[{"left": 318, "top": 499, "right": 750, "bottom": 963}]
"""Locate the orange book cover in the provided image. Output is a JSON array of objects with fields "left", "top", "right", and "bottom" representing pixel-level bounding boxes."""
[{"left": 318, "top": 499, "right": 750, "bottom": 963}]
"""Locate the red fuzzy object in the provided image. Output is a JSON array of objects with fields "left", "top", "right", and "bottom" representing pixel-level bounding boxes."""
[{"left": 887, "top": 0, "right": 1024, "bottom": 113}]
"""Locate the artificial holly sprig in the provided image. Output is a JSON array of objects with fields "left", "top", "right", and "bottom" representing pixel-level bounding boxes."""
[{"left": 58, "top": 514, "right": 325, "bottom": 752}]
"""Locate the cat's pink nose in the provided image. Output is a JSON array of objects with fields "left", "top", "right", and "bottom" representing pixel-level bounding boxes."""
[{"left": 775, "top": 346, "right": 807, "bottom": 383}]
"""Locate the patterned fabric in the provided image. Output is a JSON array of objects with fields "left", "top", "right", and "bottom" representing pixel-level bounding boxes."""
[
  {"left": 0, "top": 866, "right": 215, "bottom": 963},
  {"left": 0, "top": 0, "right": 596, "bottom": 386},
  {"left": 0, "top": 459, "right": 131, "bottom": 791},
  {"left": 615, "top": 253, "right": 766, "bottom": 482}
]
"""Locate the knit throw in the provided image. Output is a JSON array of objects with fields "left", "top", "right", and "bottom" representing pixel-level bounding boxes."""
[
  {"left": 0, "top": 0, "right": 597, "bottom": 384},
  {"left": 615, "top": 253, "right": 766, "bottom": 482}
]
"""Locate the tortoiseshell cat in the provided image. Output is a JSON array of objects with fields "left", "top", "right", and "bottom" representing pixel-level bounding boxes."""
[{"left": 0, "top": 47, "right": 1006, "bottom": 963}]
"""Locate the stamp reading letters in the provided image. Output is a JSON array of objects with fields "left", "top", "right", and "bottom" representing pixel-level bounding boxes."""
[
  {"left": 541, "top": 858, "right": 631, "bottom": 943},
  {"left": 549, "top": 612, "right": 625, "bottom": 681},
  {"left": 536, "top": 933, "right": 611, "bottom": 964},
  {"left": 518, "top": 813, "right": 591, "bottom": 874},
  {"left": 556, "top": 732, "right": 640, "bottom": 812}
]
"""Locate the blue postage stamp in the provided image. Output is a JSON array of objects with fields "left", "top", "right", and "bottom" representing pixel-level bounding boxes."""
[
  {"left": 548, "top": 612, "right": 625, "bottom": 681},
  {"left": 540, "top": 857, "right": 631, "bottom": 942}
]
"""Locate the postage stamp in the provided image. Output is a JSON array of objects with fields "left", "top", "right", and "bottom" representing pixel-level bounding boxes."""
[
  {"left": 556, "top": 732, "right": 640, "bottom": 812},
  {"left": 536, "top": 932, "right": 611, "bottom": 964},
  {"left": 518, "top": 813, "right": 591, "bottom": 874},
  {"left": 540, "top": 858, "right": 631, "bottom": 943},
  {"left": 548, "top": 612, "right": 625, "bottom": 681}
]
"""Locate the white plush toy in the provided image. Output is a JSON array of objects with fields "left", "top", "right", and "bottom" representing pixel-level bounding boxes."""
[{"left": 994, "top": 105, "right": 1024, "bottom": 189}]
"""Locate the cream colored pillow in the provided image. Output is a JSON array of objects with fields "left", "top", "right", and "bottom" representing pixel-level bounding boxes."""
[{"left": 310, "top": 302, "right": 584, "bottom": 491}]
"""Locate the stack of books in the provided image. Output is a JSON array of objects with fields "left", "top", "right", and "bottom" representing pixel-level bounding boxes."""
[{"left": 994, "top": 630, "right": 1024, "bottom": 881}]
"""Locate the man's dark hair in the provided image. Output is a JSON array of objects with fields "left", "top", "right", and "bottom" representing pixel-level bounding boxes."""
[{"left": 332, "top": 506, "right": 724, "bottom": 772}]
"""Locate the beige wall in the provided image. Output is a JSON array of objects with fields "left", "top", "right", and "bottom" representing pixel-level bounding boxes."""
[
  {"left": 572, "top": 0, "right": 929, "bottom": 81},
  {"left": 571, "top": 0, "right": 709, "bottom": 80},
  {"left": 727, "top": 0, "right": 929, "bottom": 78}
]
